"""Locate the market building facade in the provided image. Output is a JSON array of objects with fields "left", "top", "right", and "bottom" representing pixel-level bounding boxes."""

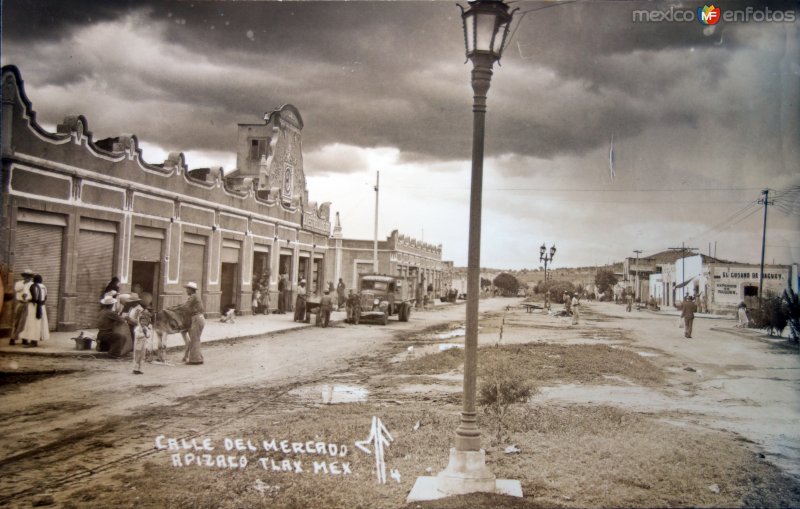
[
  {"left": 335, "top": 230, "right": 447, "bottom": 295},
  {"left": 0, "top": 65, "right": 333, "bottom": 332}
]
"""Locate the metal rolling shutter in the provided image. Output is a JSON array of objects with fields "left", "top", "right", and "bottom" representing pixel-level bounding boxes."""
[
  {"left": 75, "top": 228, "right": 116, "bottom": 329},
  {"left": 221, "top": 239, "right": 241, "bottom": 264},
  {"left": 15, "top": 221, "right": 64, "bottom": 331},
  {"left": 181, "top": 235, "right": 206, "bottom": 289},
  {"left": 132, "top": 226, "right": 164, "bottom": 262}
]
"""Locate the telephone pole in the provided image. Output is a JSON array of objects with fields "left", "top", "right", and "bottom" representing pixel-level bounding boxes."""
[
  {"left": 633, "top": 250, "right": 642, "bottom": 302},
  {"left": 758, "top": 189, "right": 774, "bottom": 304},
  {"left": 373, "top": 171, "right": 380, "bottom": 273}
]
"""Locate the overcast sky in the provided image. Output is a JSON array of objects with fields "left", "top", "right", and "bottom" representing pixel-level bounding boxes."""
[{"left": 2, "top": 0, "right": 798, "bottom": 270}]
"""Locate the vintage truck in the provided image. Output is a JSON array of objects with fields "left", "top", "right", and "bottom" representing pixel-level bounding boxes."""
[{"left": 354, "top": 274, "right": 415, "bottom": 325}]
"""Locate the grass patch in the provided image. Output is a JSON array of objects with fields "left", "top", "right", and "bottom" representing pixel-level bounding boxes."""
[
  {"left": 392, "top": 343, "right": 664, "bottom": 387},
  {"left": 60, "top": 401, "right": 800, "bottom": 508}
]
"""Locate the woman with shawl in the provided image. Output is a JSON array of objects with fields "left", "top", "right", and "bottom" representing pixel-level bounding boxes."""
[{"left": 20, "top": 274, "right": 49, "bottom": 347}]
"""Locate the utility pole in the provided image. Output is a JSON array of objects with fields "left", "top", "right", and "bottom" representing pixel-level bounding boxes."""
[
  {"left": 758, "top": 189, "right": 774, "bottom": 305},
  {"left": 668, "top": 242, "right": 698, "bottom": 302},
  {"left": 633, "top": 250, "right": 642, "bottom": 303},
  {"left": 373, "top": 171, "right": 379, "bottom": 273}
]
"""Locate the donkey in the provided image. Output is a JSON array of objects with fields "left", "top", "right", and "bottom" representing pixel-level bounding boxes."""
[{"left": 152, "top": 308, "right": 191, "bottom": 363}]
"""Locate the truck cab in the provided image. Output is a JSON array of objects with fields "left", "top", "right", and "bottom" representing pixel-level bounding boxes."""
[{"left": 355, "top": 274, "right": 414, "bottom": 325}]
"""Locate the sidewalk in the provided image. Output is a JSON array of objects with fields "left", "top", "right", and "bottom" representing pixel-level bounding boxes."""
[
  {"left": 0, "top": 299, "right": 462, "bottom": 358},
  {"left": 650, "top": 308, "right": 736, "bottom": 321},
  {"left": 0, "top": 309, "right": 348, "bottom": 358}
]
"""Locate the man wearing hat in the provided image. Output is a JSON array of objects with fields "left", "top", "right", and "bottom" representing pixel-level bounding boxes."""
[
  {"left": 97, "top": 295, "right": 131, "bottom": 357},
  {"left": 121, "top": 293, "right": 144, "bottom": 343},
  {"left": 681, "top": 295, "right": 697, "bottom": 339},
  {"left": 10, "top": 269, "right": 34, "bottom": 345},
  {"left": 294, "top": 279, "right": 307, "bottom": 323},
  {"left": 175, "top": 282, "right": 204, "bottom": 364},
  {"left": 319, "top": 288, "right": 333, "bottom": 328}
]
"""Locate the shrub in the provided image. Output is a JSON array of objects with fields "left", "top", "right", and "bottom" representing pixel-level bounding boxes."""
[
  {"left": 783, "top": 290, "right": 799, "bottom": 343},
  {"left": 750, "top": 292, "right": 788, "bottom": 337},
  {"left": 478, "top": 361, "right": 535, "bottom": 444}
]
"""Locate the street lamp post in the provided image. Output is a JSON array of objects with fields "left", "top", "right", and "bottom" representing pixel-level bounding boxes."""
[
  {"left": 540, "top": 243, "right": 556, "bottom": 310},
  {"left": 408, "top": 0, "right": 520, "bottom": 501}
]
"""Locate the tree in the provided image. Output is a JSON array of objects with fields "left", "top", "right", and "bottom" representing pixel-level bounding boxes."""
[
  {"left": 595, "top": 269, "right": 618, "bottom": 297},
  {"left": 535, "top": 280, "right": 576, "bottom": 304},
  {"left": 480, "top": 277, "right": 492, "bottom": 289},
  {"left": 493, "top": 273, "right": 520, "bottom": 296},
  {"left": 783, "top": 290, "right": 799, "bottom": 343}
]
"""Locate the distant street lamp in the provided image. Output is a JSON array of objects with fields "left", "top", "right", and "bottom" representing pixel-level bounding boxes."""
[
  {"left": 540, "top": 243, "right": 556, "bottom": 310},
  {"left": 540, "top": 243, "right": 556, "bottom": 282},
  {"left": 408, "top": 0, "right": 521, "bottom": 501}
]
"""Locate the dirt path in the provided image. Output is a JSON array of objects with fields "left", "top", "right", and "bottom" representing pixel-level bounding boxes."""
[
  {"left": 0, "top": 299, "right": 511, "bottom": 506},
  {"left": 517, "top": 301, "right": 800, "bottom": 480}
]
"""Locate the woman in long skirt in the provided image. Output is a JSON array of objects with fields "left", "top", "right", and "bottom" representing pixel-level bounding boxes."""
[{"left": 20, "top": 274, "right": 49, "bottom": 347}]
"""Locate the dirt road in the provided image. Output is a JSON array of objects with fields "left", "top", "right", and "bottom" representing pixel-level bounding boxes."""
[
  {"left": 1, "top": 298, "right": 798, "bottom": 508},
  {"left": 0, "top": 299, "right": 511, "bottom": 506}
]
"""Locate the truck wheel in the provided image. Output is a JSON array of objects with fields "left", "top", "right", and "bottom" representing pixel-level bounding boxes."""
[
  {"left": 380, "top": 312, "right": 388, "bottom": 326},
  {"left": 399, "top": 304, "right": 410, "bottom": 322}
]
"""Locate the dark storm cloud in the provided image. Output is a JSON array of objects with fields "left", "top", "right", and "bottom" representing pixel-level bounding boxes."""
[{"left": 2, "top": 0, "right": 797, "bottom": 167}]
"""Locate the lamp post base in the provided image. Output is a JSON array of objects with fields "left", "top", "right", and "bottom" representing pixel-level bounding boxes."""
[{"left": 406, "top": 448, "right": 522, "bottom": 502}]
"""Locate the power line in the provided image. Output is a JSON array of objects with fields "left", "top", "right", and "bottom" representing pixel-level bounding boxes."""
[{"left": 391, "top": 186, "right": 761, "bottom": 192}]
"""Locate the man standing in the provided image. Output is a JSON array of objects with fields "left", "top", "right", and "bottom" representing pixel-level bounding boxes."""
[
  {"left": 294, "top": 279, "right": 307, "bottom": 323},
  {"left": 626, "top": 291, "right": 633, "bottom": 312},
  {"left": 571, "top": 294, "right": 580, "bottom": 325},
  {"left": 681, "top": 295, "right": 697, "bottom": 339},
  {"left": 345, "top": 289, "right": 359, "bottom": 324},
  {"left": 176, "top": 282, "right": 204, "bottom": 364},
  {"left": 10, "top": 269, "right": 34, "bottom": 345},
  {"left": 277, "top": 273, "right": 287, "bottom": 314},
  {"left": 336, "top": 278, "right": 346, "bottom": 311},
  {"left": 563, "top": 292, "right": 571, "bottom": 315},
  {"left": 319, "top": 289, "right": 333, "bottom": 328}
]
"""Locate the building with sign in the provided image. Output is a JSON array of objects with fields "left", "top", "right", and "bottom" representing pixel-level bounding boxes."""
[
  {"left": 647, "top": 251, "right": 796, "bottom": 313},
  {"left": 0, "top": 65, "right": 333, "bottom": 332},
  {"left": 707, "top": 261, "right": 795, "bottom": 312},
  {"left": 334, "top": 230, "right": 448, "bottom": 296}
]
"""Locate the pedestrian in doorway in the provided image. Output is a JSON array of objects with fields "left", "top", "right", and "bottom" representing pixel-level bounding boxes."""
[
  {"left": 285, "top": 275, "right": 294, "bottom": 313},
  {"left": 737, "top": 302, "right": 749, "bottom": 328},
  {"left": 252, "top": 287, "right": 263, "bottom": 315},
  {"left": 681, "top": 295, "right": 697, "bottom": 339},
  {"left": 294, "top": 280, "right": 307, "bottom": 322},
  {"left": 277, "top": 274, "right": 287, "bottom": 314},
  {"left": 101, "top": 276, "right": 120, "bottom": 300},
  {"left": 319, "top": 289, "right": 333, "bottom": 328},
  {"left": 336, "top": 278, "right": 346, "bottom": 310},
  {"left": 258, "top": 276, "right": 270, "bottom": 313},
  {"left": 571, "top": 294, "right": 580, "bottom": 325},
  {"left": 10, "top": 269, "right": 34, "bottom": 345},
  {"left": 177, "top": 282, "right": 204, "bottom": 364},
  {"left": 132, "top": 310, "right": 153, "bottom": 375},
  {"left": 20, "top": 274, "right": 49, "bottom": 347}
]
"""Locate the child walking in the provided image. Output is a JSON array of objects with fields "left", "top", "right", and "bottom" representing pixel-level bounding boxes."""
[{"left": 132, "top": 310, "right": 153, "bottom": 375}]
